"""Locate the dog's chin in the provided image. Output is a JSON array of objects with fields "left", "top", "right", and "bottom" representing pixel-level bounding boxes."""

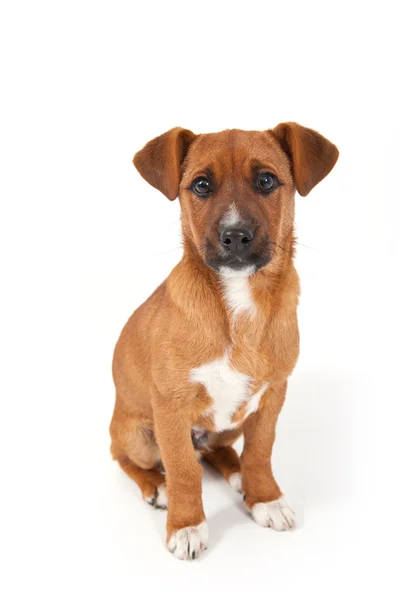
[{"left": 204, "top": 253, "right": 271, "bottom": 274}]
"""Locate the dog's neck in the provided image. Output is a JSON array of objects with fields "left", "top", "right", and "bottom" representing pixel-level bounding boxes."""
[{"left": 170, "top": 231, "right": 297, "bottom": 325}]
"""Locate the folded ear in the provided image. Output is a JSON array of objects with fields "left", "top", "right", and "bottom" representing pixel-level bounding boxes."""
[
  {"left": 133, "top": 127, "right": 197, "bottom": 200},
  {"left": 271, "top": 122, "right": 339, "bottom": 196}
]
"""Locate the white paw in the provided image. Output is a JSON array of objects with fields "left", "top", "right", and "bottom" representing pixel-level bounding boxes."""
[
  {"left": 228, "top": 472, "right": 242, "bottom": 493},
  {"left": 251, "top": 497, "right": 296, "bottom": 530},
  {"left": 167, "top": 521, "right": 209, "bottom": 560},
  {"left": 155, "top": 483, "right": 168, "bottom": 509},
  {"left": 144, "top": 483, "right": 168, "bottom": 509}
]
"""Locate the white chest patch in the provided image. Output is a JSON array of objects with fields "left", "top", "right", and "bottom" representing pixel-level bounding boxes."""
[
  {"left": 219, "top": 266, "right": 256, "bottom": 318},
  {"left": 190, "top": 354, "right": 268, "bottom": 431}
]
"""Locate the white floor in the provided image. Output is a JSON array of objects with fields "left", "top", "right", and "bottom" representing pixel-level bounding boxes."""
[{"left": 3, "top": 339, "right": 397, "bottom": 599}]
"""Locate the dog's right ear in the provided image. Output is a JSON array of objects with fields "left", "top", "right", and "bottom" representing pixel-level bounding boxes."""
[{"left": 133, "top": 128, "right": 197, "bottom": 200}]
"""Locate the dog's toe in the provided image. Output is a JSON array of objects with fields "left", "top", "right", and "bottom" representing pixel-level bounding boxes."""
[
  {"left": 167, "top": 521, "right": 208, "bottom": 560},
  {"left": 143, "top": 482, "right": 168, "bottom": 509},
  {"left": 228, "top": 472, "right": 243, "bottom": 493},
  {"left": 250, "top": 496, "right": 296, "bottom": 530},
  {"left": 155, "top": 483, "right": 168, "bottom": 509},
  {"left": 144, "top": 495, "right": 156, "bottom": 506}
]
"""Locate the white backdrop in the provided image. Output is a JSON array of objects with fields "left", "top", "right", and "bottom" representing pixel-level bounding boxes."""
[{"left": 1, "top": 1, "right": 398, "bottom": 598}]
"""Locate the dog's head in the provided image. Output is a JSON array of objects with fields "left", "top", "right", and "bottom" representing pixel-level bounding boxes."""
[{"left": 133, "top": 124, "right": 338, "bottom": 274}]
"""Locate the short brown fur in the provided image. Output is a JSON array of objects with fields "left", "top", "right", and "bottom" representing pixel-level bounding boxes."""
[{"left": 110, "top": 123, "right": 338, "bottom": 558}]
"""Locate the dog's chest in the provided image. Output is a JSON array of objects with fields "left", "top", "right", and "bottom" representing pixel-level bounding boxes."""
[{"left": 190, "top": 355, "right": 268, "bottom": 432}]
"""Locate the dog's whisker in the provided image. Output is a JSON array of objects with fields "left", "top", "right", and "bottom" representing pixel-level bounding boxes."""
[
  {"left": 295, "top": 243, "right": 318, "bottom": 250},
  {"left": 266, "top": 240, "right": 292, "bottom": 255},
  {"left": 156, "top": 247, "right": 183, "bottom": 255}
]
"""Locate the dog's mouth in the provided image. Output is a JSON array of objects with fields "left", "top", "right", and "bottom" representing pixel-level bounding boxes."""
[{"left": 204, "top": 245, "right": 272, "bottom": 274}]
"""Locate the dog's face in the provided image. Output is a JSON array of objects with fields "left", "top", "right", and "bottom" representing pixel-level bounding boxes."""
[
  {"left": 134, "top": 124, "right": 338, "bottom": 273},
  {"left": 179, "top": 130, "right": 296, "bottom": 273}
]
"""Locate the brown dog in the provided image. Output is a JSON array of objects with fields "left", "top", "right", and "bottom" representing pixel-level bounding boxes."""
[{"left": 110, "top": 124, "right": 338, "bottom": 560}]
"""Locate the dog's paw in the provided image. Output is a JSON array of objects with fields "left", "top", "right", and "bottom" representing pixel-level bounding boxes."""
[
  {"left": 228, "top": 472, "right": 243, "bottom": 493},
  {"left": 144, "top": 483, "right": 168, "bottom": 510},
  {"left": 167, "top": 521, "right": 209, "bottom": 560},
  {"left": 251, "top": 496, "right": 296, "bottom": 530}
]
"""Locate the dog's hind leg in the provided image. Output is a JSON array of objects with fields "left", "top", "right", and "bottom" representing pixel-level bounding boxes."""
[
  {"left": 114, "top": 453, "right": 167, "bottom": 508},
  {"left": 110, "top": 403, "right": 168, "bottom": 508},
  {"left": 202, "top": 446, "right": 242, "bottom": 493}
]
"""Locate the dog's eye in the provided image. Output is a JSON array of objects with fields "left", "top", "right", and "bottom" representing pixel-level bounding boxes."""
[
  {"left": 256, "top": 172, "right": 278, "bottom": 193},
  {"left": 192, "top": 177, "right": 211, "bottom": 197}
]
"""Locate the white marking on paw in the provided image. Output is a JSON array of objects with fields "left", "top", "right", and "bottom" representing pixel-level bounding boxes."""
[
  {"left": 144, "top": 483, "right": 168, "bottom": 509},
  {"left": 167, "top": 521, "right": 209, "bottom": 560},
  {"left": 156, "top": 483, "right": 168, "bottom": 509},
  {"left": 251, "top": 497, "right": 296, "bottom": 530},
  {"left": 229, "top": 472, "right": 242, "bottom": 493}
]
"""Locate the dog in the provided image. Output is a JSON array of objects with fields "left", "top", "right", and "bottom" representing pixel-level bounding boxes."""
[{"left": 110, "top": 123, "right": 338, "bottom": 560}]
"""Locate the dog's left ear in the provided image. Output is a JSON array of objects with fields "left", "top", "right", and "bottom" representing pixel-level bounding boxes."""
[
  {"left": 271, "top": 122, "right": 339, "bottom": 196},
  {"left": 133, "top": 127, "right": 197, "bottom": 200}
]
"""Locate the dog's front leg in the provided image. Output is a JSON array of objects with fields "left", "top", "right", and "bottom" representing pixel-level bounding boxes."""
[
  {"left": 153, "top": 400, "right": 208, "bottom": 560},
  {"left": 241, "top": 380, "right": 296, "bottom": 531}
]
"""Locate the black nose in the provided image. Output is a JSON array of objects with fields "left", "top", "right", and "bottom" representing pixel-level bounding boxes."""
[{"left": 219, "top": 227, "right": 254, "bottom": 254}]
